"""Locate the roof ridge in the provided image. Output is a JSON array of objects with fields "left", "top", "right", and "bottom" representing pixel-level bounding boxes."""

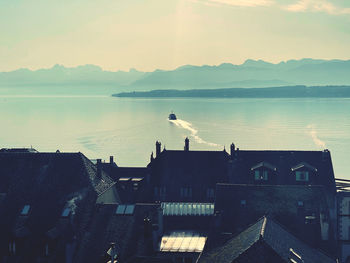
[{"left": 260, "top": 216, "right": 267, "bottom": 237}]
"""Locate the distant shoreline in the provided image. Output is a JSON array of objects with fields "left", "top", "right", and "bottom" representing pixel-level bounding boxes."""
[{"left": 113, "top": 85, "right": 350, "bottom": 98}]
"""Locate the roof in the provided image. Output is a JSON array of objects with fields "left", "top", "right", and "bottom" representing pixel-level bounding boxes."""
[
  {"left": 161, "top": 203, "right": 214, "bottom": 216},
  {"left": 198, "top": 216, "right": 336, "bottom": 263},
  {"left": 250, "top": 161, "right": 277, "bottom": 171},
  {"left": 291, "top": 162, "right": 318, "bottom": 172},
  {"left": 74, "top": 203, "right": 160, "bottom": 263},
  {"left": 148, "top": 150, "right": 229, "bottom": 194},
  {"left": 229, "top": 149, "right": 335, "bottom": 191},
  {"left": 160, "top": 231, "right": 207, "bottom": 253},
  {"left": 0, "top": 151, "right": 117, "bottom": 260}
]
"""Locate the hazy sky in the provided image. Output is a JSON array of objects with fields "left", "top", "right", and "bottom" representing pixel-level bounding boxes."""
[{"left": 1, "top": 0, "right": 350, "bottom": 71}]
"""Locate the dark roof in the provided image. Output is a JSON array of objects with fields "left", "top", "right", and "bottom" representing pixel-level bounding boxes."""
[
  {"left": 0, "top": 147, "right": 38, "bottom": 153},
  {"left": 149, "top": 149, "right": 230, "bottom": 187},
  {"left": 230, "top": 149, "right": 335, "bottom": 191},
  {"left": 0, "top": 152, "right": 117, "bottom": 260},
  {"left": 198, "top": 216, "right": 336, "bottom": 263},
  {"left": 75, "top": 203, "right": 160, "bottom": 263}
]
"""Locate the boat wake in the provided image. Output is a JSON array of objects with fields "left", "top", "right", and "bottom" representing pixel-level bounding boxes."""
[{"left": 169, "top": 119, "right": 219, "bottom": 147}]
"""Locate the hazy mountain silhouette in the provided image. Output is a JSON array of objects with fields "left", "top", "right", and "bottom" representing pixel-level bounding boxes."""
[
  {"left": 1, "top": 59, "right": 350, "bottom": 95},
  {"left": 0, "top": 64, "right": 145, "bottom": 87},
  {"left": 129, "top": 59, "right": 350, "bottom": 89}
]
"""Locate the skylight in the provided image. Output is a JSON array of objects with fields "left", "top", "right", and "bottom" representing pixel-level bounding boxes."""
[
  {"left": 61, "top": 208, "right": 71, "bottom": 217},
  {"left": 116, "top": 204, "right": 126, "bottom": 215},
  {"left": 115, "top": 204, "right": 135, "bottom": 215},
  {"left": 21, "top": 205, "right": 30, "bottom": 215},
  {"left": 125, "top": 204, "right": 135, "bottom": 215}
]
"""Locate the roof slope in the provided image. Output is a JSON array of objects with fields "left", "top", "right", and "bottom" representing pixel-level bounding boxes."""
[
  {"left": 198, "top": 217, "right": 336, "bottom": 263},
  {"left": 0, "top": 152, "right": 117, "bottom": 259}
]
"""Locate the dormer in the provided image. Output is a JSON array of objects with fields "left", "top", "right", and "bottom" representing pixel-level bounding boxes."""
[
  {"left": 291, "top": 162, "right": 317, "bottom": 182},
  {"left": 251, "top": 162, "right": 277, "bottom": 182}
]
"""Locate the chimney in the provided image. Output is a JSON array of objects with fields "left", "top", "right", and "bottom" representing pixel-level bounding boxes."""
[
  {"left": 184, "top": 137, "right": 189, "bottom": 151},
  {"left": 156, "top": 141, "right": 161, "bottom": 157},
  {"left": 110, "top": 156, "right": 114, "bottom": 165},
  {"left": 150, "top": 152, "right": 154, "bottom": 162},
  {"left": 230, "top": 143, "right": 235, "bottom": 157},
  {"left": 96, "top": 159, "right": 102, "bottom": 178}
]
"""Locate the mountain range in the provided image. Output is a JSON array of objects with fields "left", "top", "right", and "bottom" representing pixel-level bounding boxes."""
[{"left": 1, "top": 59, "right": 350, "bottom": 95}]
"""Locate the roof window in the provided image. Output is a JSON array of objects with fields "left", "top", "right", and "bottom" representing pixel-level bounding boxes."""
[
  {"left": 115, "top": 204, "right": 135, "bottom": 215},
  {"left": 21, "top": 205, "right": 30, "bottom": 215},
  {"left": 61, "top": 208, "right": 71, "bottom": 217}
]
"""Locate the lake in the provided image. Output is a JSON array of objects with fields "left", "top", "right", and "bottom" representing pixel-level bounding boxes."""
[{"left": 0, "top": 96, "right": 349, "bottom": 178}]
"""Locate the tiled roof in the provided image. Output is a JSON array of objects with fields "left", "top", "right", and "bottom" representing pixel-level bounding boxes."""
[{"left": 198, "top": 216, "right": 336, "bottom": 263}]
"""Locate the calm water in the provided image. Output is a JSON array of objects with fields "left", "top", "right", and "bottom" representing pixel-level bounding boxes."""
[{"left": 0, "top": 96, "right": 349, "bottom": 178}]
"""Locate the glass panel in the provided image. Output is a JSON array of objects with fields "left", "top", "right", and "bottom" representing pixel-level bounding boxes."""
[
  {"left": 21, "top": 205, "right": 30, "bottom": 215},
  {"left": 61, "top": 208, "right": 70, "bottom": 217},
  {"left": 125, "top": 204, "right": 135, "bottom": 215},
  {"left": 254, "top": 170, "right": 260, "bottom": 180},
  {"left": 116, "top": 205, "right": 126, "bottom": 214}
]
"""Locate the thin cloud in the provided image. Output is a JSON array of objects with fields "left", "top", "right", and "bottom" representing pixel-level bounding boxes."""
[
  {"left": 284, "top": 0, "right": 350, "bottom": 15},
  {"left": 192, "top": 0, "right": 274, "bottom": 7}
]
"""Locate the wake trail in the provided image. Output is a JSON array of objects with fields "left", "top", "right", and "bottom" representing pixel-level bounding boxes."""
[{"left": 169, "top": 119, "right": 219, "bottom": 147}]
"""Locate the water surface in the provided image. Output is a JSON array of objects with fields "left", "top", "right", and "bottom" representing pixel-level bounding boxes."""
[{"left": 0, "top": 96, "right": 349, "bottom": 178}]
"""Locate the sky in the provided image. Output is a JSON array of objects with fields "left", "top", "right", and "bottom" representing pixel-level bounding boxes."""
[{"left": 1, "top": 0, "right": 350, "bottom": 72}]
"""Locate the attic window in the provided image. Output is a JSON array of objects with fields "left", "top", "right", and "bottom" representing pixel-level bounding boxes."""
[
  {"left": 61, "top": 208, "right": 71, "bottom": 217},
  {"left": 116, "top": 204, "right": 135, "bottom": 215},
  {"left": 296, "top": 171, "right": 309, "bottom": 182},
  {"left": 254, "top": 170, "right": 268, "bottom": 181},
  {"left": 21, "top": 205, "right": 30, "bottom": 215}
]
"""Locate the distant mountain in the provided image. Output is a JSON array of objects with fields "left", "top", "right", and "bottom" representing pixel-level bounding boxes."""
[
  {"left": 128, "top": 59, "right": 350, "bottom": 89},
  {"left": 1, "top": 59, "right": 350, "bottom": 95},
  {"left": 114, "top": 85, "right": 350, "bottom": 98},
  {"left": 0, "top": 64, "right": 145, "bottom": 87}
]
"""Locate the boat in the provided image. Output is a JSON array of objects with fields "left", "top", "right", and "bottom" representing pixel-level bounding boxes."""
[{"left": 168, "top": 111, "right": 177, "bottom": 120}]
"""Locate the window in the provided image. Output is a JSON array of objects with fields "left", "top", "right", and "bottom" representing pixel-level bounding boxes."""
[
  {"left": 61, "top": 208, "right": 71, "bottom": 217},
  {"left": 116, "top": 204, "right": 126, "bottom": 214},
  {"left": 45, "top": 244, "right": 49, "bottom": 256},
  {"left": 180, "top": 187, "right": 192, "bottom": 198},
  {"left": 9, "top": 241, "right": 16, "bottom": 255},
  {"left": 240, "top": 200, "right": 246, "bottom": 206},
  {"left": 116, "top": 204, "right": 135, "bottom": 215},
  {"left": 125, "top": 204, "right": 135, "bottom": 215},
  {"left": 21, "top": 205, "right": 30, "bottom": 215},
  {"left": 206, "top": 188, "right": 215, "bottom": 199},
  {"left": 296, "top": 171, "right": 309, "bottom": 181},
  {"left": 297, "top": 201, "right": 304, "bottom": 207},
  {"left": 254, "top": 170, "right": 268, "bottom": 181}
]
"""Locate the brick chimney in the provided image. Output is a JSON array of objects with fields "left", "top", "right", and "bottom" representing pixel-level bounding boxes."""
[{"left": 184, "top": 137, "right": 189, "bottom": 151}]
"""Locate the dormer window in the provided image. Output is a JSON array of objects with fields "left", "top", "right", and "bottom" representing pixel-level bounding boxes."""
[
  {"left": 291, "top": 162, "right": 317, "bottom": 182},
  {"left": 296, "top": 171, "right": 309, "bottom": 182},
  {"left": 21, "top": 205, "right": 30, "bottom": 216},
  {"left": 254, "top": 170, "right": 268, "bottom": 181},
  {"left": 251, "top": 162, "right": 277, "bottom": 181}
]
